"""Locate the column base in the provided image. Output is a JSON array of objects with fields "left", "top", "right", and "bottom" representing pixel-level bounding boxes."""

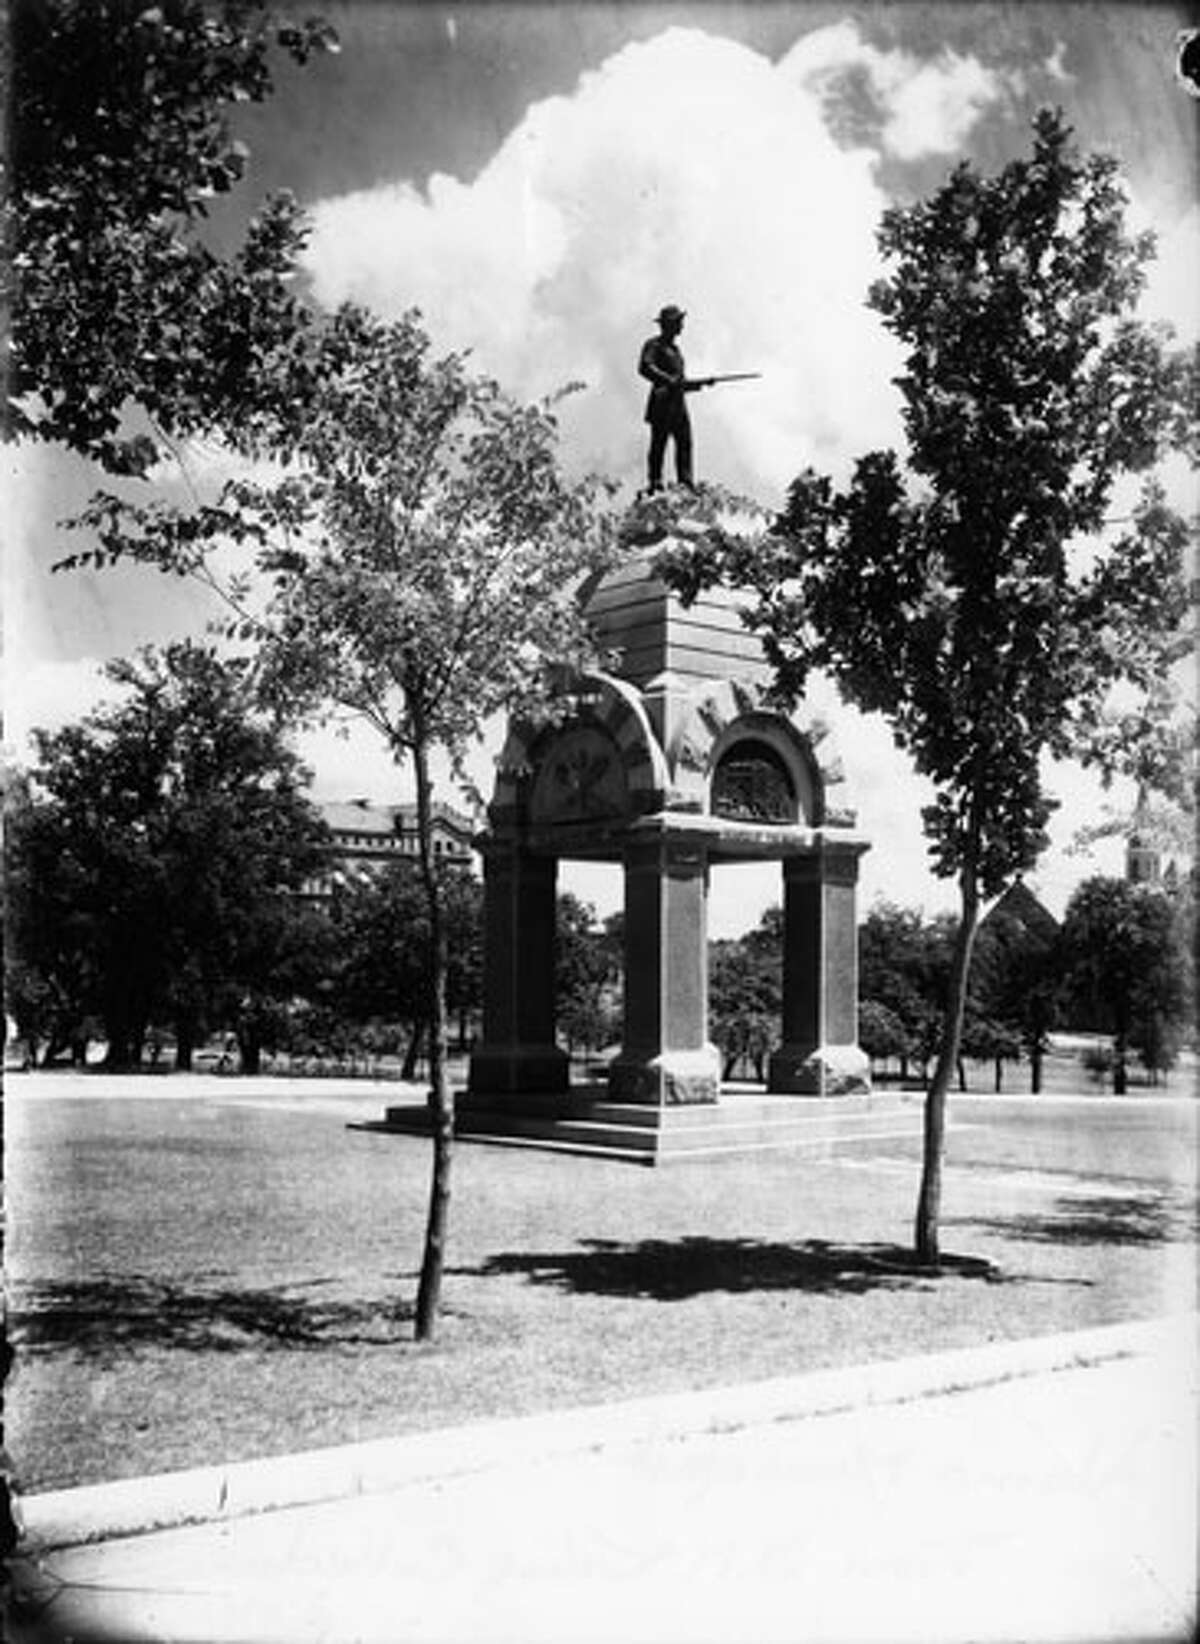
[
  {"left": 767, "top": 1043, "right": 871, "bottom": 1097},
  {"left": 607, "top": 1045, "right": 721, "bottom": 1106},
  {"left": 467, "top": 1043, "right": 570, "bottom": 1101}
]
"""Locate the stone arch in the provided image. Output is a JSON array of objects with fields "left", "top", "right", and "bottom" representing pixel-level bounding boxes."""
[
  {"left": 489, "top": 673, "right": 669, "bottom": 830},
  {"left": 709, "top": 714, "right": 819, "bottom": 825},
  {"left": 667, "top": 680, "right": 849, "bottom": 825}
]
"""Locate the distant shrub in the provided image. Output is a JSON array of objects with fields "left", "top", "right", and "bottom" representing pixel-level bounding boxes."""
[{"left": 1080, "top": 1042, "right": 1114, "bottom": 1086}]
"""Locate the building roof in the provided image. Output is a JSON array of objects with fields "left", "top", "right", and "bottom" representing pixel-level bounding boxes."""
[
  {"left": 318, "top": 798, "right": 476, "bottom": 844},
  {"left": 981, "top": 879, "right": 1059, "bottom": 942}
]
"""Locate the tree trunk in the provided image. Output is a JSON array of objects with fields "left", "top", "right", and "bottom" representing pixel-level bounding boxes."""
[
  {"left": 412, "top": 733, "right": 453, "bottom": 1343},
  {"left": 104, "top": 1012, "right": 145, "bottom": 1070},
  {"left": 914, "top": 864, "right": 980, "bottom": 1266},
  {"left": 993, "top": 1055, "right": 1003, "bottom": 1093},
  {"left": 1030, "top": 1043, "right": 1043, "bottom": 1095},
  {"left": 401, "top": 1020, "right": 426, "bottom": 1081},
  {"left": 957, "top": 1057, "right": 967, "bottom": 1093},
  {"left": 1112, "top": 1032, "right": 1128, "bottom": 1095},
  {"left": 238, "top": 1034, "right": 262, "bottom": 1076},
  {"left": 175, "top": 1016, "right": 196, "bottom": 1072}
]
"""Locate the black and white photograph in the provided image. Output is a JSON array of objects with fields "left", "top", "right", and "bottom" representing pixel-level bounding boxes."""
[{"left": 4, "top": 4, "right": 1197, "bottom": 1641}]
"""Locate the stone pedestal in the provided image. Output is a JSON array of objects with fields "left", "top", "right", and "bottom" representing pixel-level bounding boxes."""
[{"left": 768, "top": 843, "right": 870, "bottom": 1096}]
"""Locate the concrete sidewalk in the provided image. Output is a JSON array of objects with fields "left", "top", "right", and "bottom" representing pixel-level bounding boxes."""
[{"left": 8, "top": 1315, "right": 1197, "bottom": 1644}]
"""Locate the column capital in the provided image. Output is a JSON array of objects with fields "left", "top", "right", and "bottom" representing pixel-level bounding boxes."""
[
  {"left": 782, "top": 837, "right": 868, "bottom": 887},
  {"left": 623, "top": 838, "right": 708, "bottom": 877}
]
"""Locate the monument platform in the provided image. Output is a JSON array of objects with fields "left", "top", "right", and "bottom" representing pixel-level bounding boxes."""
[{"left": 353, "top": 1088, "right": 923, "bottom": 1166}]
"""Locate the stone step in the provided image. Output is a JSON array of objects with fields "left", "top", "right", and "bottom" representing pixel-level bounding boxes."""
[{"left": 356, "top": 1092, "right": 923, "bottom": 1165}]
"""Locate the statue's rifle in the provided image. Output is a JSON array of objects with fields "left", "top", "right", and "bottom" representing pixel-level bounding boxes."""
[{"left": 699, "top": 372, "right": 761, "bottom": 386}]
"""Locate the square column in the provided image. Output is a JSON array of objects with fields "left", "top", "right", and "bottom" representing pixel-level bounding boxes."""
[
  {"left": 768, "top": 841, "right": 870, "bottom": 1096},
  {"left": 468, "top": 843, "right": 569, "bottom": 1101},
  {"left": 608, "top": 839, "right": 720, "bottom": 1105}
]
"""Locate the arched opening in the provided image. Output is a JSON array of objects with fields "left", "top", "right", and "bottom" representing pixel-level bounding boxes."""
[{"left": 711, "top": 739, "right": 796, "bottom": 825}]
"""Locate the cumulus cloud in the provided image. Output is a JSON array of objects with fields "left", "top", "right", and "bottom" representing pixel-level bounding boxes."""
[
  {"left": 780, "top": 20, "right": 1020, "bottom": 161},
  {"left": 302, "top": 25, "right": 1014, "bottom": 501}
]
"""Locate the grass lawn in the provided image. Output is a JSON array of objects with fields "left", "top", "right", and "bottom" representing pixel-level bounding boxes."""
[{"left": 6, "top": 1075, "right": 1197, "bottom": 1495}]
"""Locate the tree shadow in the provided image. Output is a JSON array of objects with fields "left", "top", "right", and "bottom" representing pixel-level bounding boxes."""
[
  {"left": 9, "top": 1275, "right": 417, "bottom": 1362},
  {"left": 952, "top": 1193, "right": 1194, "bottom": 1248},
  {"left": 465, "top": 1237, "right": 1013, "bottom": 1301}
]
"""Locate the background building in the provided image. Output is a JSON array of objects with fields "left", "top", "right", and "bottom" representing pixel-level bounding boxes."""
[{"left": 303, "top": 799, "right": 476, "bottom": 900}]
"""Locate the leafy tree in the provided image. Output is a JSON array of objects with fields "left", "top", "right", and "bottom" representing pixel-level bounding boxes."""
[
  {"left": 657, "top": 111, "right": 1193, "bottom": 1261},
  {"left": 5, "top": 643, "right": 329, "bottom": 1068},
  {"left": 81, "top": 307, "right": 616, "bottom": 1336},
  {"left": 958, "top": 1008, "right": 1022, "bottom": 1093},
  {"left": 858, "top": 903, "right": 953, "bottom": 1081},
  {"left": 330, "top": 860, "right": 483, "bottom": 1073},
  {"left": 7, "top": 0, "right": 336, "bottom": 472},
  {"left": 857, "top": 999, "right": 914, "bottom": 1073},
  {"left": 970, "top": 888, "right": 1062, "bottom": 1092},
  {"left": 708, "top": 908, "right": 783, "bottom": 1080},
  {"left": 4, "top": 770, "right": 97, "bottom": 1066},
  {"left": 1059, "top": 875, "right": 1191, "bottom": 1092},
  {"left": 555, "top": 893, "right": 619, "bottom": 1059}
]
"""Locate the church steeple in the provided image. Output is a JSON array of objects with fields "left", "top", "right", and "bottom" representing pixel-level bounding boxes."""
[{"left": 1125, "top": 785, "right": 1162, "bottom": 885}]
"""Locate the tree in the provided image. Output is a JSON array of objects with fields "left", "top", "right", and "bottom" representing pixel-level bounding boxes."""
[
  {"left": 708, "top": 908, "right": 784, "bottom": 1081},
  {"left": 857, "top": 999, "right": 913, "bottom": 1075},
  {"left": 330, "top": 861, "right": 483, "bottom": 1073},
  {"left": 255, "top": 317, "right": 613, "bottom": 1338},
  {"left": 7, "top": 0, "right": 336, "bottom": 473},
  {"left": 970, "top": 885, "right": 1062, "bottom": 1092},
  {"left": 1059, "top": 876, "right": 1191, "bottom": 1092},
  {"left": 858, "top": 903, "right": 952, "bottom": 1082},
  {"left": 958, "top": 1008, "right": 1022, "bottom": 1093},
  {"left": 555, "top": 894, "right": 620, "bottom": 1060},
  {"left": 81, "top": 307, "right": 616, "bottom": 1336},
  {"left": 5, "top": 643, "right": 330, "bottom": 1068},
  {"left": 658, "top": 111, "right": 1194, "bottom": 1262}
]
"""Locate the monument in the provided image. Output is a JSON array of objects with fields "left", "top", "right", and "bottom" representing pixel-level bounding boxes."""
[
  {"left": 454, "top": 500, "right": 874, "bottom": 1158},
  {"left": 368, "top": 319, "right": 886, "bottom": 1161}
]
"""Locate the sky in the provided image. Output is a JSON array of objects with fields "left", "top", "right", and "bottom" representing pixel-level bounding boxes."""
[{"left": 6, "top": 1, "right": 1198, "bottom": 935}]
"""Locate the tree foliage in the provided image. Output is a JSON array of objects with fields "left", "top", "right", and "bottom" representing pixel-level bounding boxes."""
[
  {"left": 555, "top": 893, "right": 620, "bottom": 1058},
  {"left": 6, "top": 0, "right": 336, "bottom": 472},
  {"left": 1059, "top": 875, "right": 1192, "bottom": 1091},
  {"left": 970, "top": 891, "right": 1062, "bottom": 1092},
  {"left": 708, "top": 908, "right": 783, "bottom": 1080},
  {"left": 70, "top": 306, "right": 616, "bottom": 1336},
  {"left": 658, "top": 111, "right": 1195, "bottom": 1260},
  {"left": 329, "top": 860, "right": 483, "bottom": 1066},
  {"left": 240, "top": 314, "right": 615, "bottom": 1337},
  {"left": 5, "top": 643, "right": 330, "bottom": 1068},
  {"left": 858, "top": 903, "right": 950, "bottom": 1075}
]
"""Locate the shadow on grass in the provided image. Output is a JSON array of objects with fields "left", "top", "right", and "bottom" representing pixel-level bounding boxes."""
[
  {"left": 952, "top": 1193, "right": 1194, "bottom": 1248},
  {"left": 10, "top": 1275, "right": 416, "bottom": 1360},
  {"left": 467, "top": 1237, "right": 1013, "bottom": 1301}
]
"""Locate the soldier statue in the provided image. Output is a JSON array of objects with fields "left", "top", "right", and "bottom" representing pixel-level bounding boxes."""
[{"left": 638, "top": 303, "right": 707, "bottom": 493}]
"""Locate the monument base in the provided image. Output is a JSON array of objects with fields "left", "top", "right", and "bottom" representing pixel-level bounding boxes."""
[
  {"left": 606, "top": 1045, "right": 722, "bottom": 1106},
  {"left": 467, "top": 1043, "right": 569, "bottom": 1099},
  {"left": 360, "top": 1087, "right": 921, "bottom": 1165},
  {"left": 767, "top": 1042, "right": 871, "bottom": 1097}
]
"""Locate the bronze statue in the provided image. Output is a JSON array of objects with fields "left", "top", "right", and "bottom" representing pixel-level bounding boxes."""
[
  {"left": 638, "top": 305, "right": 760, "bottom": 492},
  {"left": 639, "top": 304, "right": 700, "bottom": 492}
]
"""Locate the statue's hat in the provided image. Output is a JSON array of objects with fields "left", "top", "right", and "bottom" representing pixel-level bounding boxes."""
[{"left": 656, "top": 304, "right": 686, "bottom": 324}]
